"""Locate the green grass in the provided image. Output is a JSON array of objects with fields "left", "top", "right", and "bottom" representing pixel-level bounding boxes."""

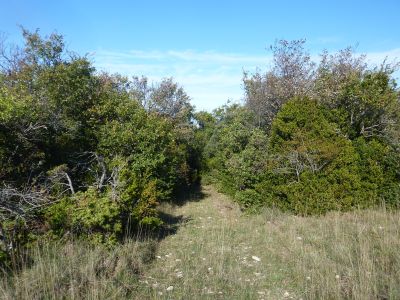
[{"left": 1, "top": 185, "right": 400, "bottom": 299}]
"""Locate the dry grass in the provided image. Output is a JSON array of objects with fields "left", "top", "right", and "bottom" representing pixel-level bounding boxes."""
[
  {"left": 1, "top": 185, "right": 400, "bottom": 299},
  {"left": 0, "top": 239, "right": 157, "bottom": 299}
]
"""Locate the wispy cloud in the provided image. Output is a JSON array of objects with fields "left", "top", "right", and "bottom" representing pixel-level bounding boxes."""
[
  {"left": 364, "top": 48, "right": 400, "bottom": 81},
  {"left": 98, "top": 49, "right": 270, "bottom": 64},
  {"left": 94, "top": 49, "right": 269, "bottom": 111},
  {"left": 93, "top": 48, "right": 400, "bottom": 111},
  {"left": 364, "top": 48, "right": 400, "bottom": 66}
]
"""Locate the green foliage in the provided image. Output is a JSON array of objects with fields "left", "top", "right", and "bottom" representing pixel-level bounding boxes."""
[
  {"left": 193, "top": 111, "right": 217, "bottom": 173},
  {"left": 203, "top": 105, "right": 262, "bottom": 196},
  {"left": 205, "top": 96, "right": 399, "bottom": 215},
  {"left": 46, "top": 189, "right": 121, "bottom": 245},
  {"left": 45, "top": 199, "right": 72, "bottom": 236},
  {"left": 336, "top": 71, "right": 399, "bottom": 139},
  {"left": 259, "top": 99, "right": 363, "bottom": 214},
  {"left": 72, "top": 190, "right": 122, "bottom": 245},
  {"left": 0, "top": 218, "right": 38, "bottom": 270},
  {"left": 204, "top": 41, "right": 400, "bottom": 215},
  {"left": 234, "top": 189, "right": 263, "bottom": 211},
  {"left": 0, "top": 29, "right": 200, "bottom": 257},
  {"left": 353, "top": 138, "right": 400, "bottom": 207},
  {"left": 0, "top": 248, "right": 9, "bottom": 269}
]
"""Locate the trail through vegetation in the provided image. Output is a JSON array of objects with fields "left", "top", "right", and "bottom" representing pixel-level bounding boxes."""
[
  {"left": 135, "top": 185, "right": 400, "bottom": 299},
  {"left": 1, "top": 184, "right": 399, "bottom": 299},
  {"left": 1, "top": 29, "right": 400, "bottom": 299}
]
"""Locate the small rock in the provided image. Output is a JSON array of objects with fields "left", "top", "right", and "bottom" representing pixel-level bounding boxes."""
[
  {"left": 252, "top": 256, "right": 261, "bottom": 262},
  {"left": 284, "top": 291, "right": 290, "bottom": 297},
  {"left": 166, "top": 285, "right": 174, "bottom": 291}
]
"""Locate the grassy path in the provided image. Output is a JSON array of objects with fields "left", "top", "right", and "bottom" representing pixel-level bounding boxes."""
[
  {"left": 1, "top": 185, "right": 399, "bottom": 299},
  {"left": 138, "top": 184, "right": 291, "bottom": 299},
  {"left": 137, "top": 185, "right": 400, "bottom": 300}
]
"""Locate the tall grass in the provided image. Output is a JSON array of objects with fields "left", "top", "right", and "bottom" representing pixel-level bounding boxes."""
[
  {"left": 0, "top": 239, "right": 157, "bottom": 299},
  {"left": 1, "top": 185, "right": 400, "bottom": 299}
]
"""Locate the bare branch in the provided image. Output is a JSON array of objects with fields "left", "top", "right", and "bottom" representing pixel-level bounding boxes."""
[{"left": 0, "top": 184, "right": 51, "bottom": 221}]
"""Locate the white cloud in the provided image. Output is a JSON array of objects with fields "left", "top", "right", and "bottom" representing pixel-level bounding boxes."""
[
  {"left": 94, "top": 49, "right": 268, "bottom": 111},
  {"left": 363, "top": 48, "right": 400, "bottom": 81},
  {"left": 364, "top": 48, "right": 400, "bottom": 63},
  {"left": 93, "top": 48, "right": 400, "bottom": 111}
]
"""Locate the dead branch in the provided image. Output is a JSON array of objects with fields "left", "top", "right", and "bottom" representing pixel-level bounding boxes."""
[{"left": 0, "top": 184, "right": 51, "bottom": 221}]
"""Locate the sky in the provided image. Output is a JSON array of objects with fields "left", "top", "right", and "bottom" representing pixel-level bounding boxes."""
[{"left": 1, "top": 0, "right": 400, "bottom": 111}]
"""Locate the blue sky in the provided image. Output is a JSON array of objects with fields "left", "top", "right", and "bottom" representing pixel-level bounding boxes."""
[{"left": 1, "top": 0, "right": 399, "bottom": 111}]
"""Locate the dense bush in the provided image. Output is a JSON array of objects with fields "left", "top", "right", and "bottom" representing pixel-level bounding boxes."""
[
  {"left": 204, "top": 41, "right": 400, "bottom": 215},
  {"left": 203, "top": 105, "right": 267, "bottom": 195},
  {"left": 206, "top": 97, "right": 399, "bottom": 215},
  {"left": 259, "top": 98, "right": 387, "bottom": 214},
  {"left": 0, "top": 29, "right": 199, "bottom": 267}
]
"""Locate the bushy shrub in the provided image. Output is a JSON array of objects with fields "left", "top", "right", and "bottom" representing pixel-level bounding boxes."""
[
  {"left": 0, "top": 29, "right": 199, "bottom": 257},
  {"left": 205, "top": 97, "right": 399, "bottom": 215},
  {"left": 203, "top": 105, "right": 266, "bottom": 196},
  {"left": 234, "top": 189, "right": 263, "bottom": 211},
  {"left": 353, "top": 138, "right": 400, "bottom": 207},
  {"left": 207, "top": 40, "right": 399, "bottom": 214},
  {"left": 45, "top": 189, "right": 122, "bottom": 245}
]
